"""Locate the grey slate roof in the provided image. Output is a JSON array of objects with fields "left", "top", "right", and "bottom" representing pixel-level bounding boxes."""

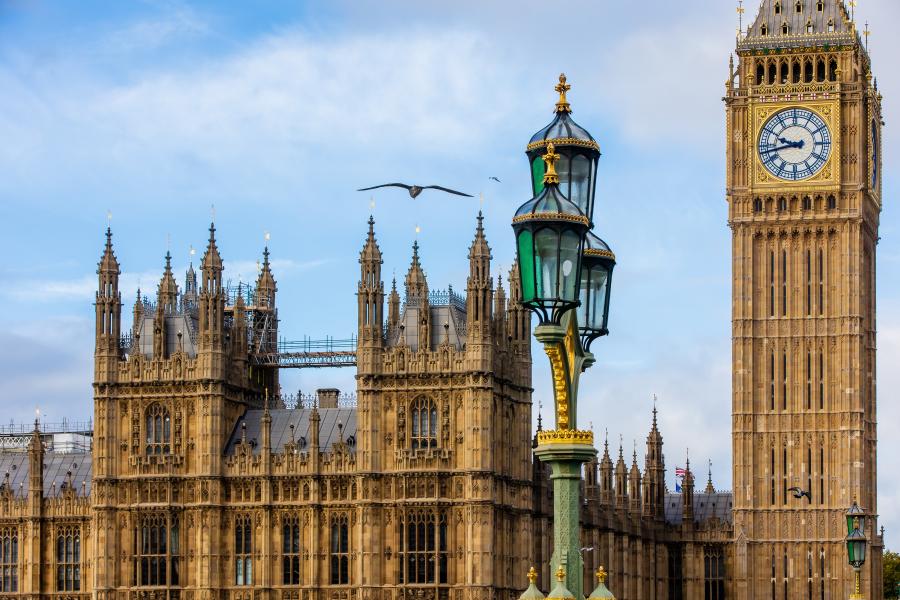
[
  {"left": 664, "top": 492, "right": 733, "bottom": 525},
  {"left": 225, "top": 408, "right": 357, "bottom": 455},
  {"left": 739, "top": 0, "right": 858, "bottom": 50},
  {"left": 0, "top": 452, "right": 92, "bottom": 499},
  {"left": 391, "top": 304, "right": 467, "bottom": 351}
]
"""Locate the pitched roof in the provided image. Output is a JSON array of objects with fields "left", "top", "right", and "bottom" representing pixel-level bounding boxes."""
[
  {"left": 739, "top": 0, "right": 858, "bottom": 51},
  {"left": 664, "top": 491, "right": 733, "bottom": 525},
  {"left": 225, "top": 408, "right": 357, "bottom": 455},
  {"left": 0, "top": 452, "right": 92, "bottom": 499}
]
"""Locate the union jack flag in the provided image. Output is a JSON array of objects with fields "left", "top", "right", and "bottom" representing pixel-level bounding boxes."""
[{"left": 675, "top": 467, "right": 686, "bottom": 477}]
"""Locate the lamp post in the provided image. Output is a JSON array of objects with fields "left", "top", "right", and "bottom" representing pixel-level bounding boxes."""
[
  {"left": 846, "top": 501, "right": 868, "bottom": 599},
  {"left": 513, "top": 75, "right": 615, "bottom": 600}
]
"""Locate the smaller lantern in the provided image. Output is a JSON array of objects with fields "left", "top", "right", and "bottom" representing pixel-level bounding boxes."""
[
  {"left": 526, "top": 74, "right": 601, "bottom": 223},
  {"left": 512, "top": 142, "right": 590, "bottom": 326},
  {"left": 846, "top": 526, "right": 867, "bottom": 569},
  {"left": 578, "top": 231, "right": 615, "bottom": 353}
]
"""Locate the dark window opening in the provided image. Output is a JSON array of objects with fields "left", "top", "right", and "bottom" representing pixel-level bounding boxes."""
[
  {"left": 136, "top": 513, "right": 180, "bottom": 587},
  {"left": 235, "top": 516, "right": 252, "bottom": 586},
  {"left": 0, "top": 528, "right": 18, "bottom": 592},
  {"left": 282, "top": 516, "right": 301, "bottom": 585},
  {"left": 398, "top": 510, "right": 448, "bottom": 584},
  {"left": 330, "top": 515, "right": 350, "bottom": 585}
]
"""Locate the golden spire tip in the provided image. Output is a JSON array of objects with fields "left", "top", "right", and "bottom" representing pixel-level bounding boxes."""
[
  {"left": 542, "top": 142, "right": 561, "bottom": 185},
  {"left": 596, "top": 566, "right": 608, "bottom": 584},
  {"left": 554, "top": 73, "right": 572, "bottom": 113},
  {"left": 527, "top": 566, "right": 538, "bottom": 585}
]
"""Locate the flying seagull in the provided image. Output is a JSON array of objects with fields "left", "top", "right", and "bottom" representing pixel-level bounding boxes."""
[
  {"left": 787, "top": 487, "right": 812, "bottom": 503},
  {"left": 489, "top": 176, "right": 502, "bottom": 183},
  {"left": 357, "top": 183, "right": 473, "bottom": 199}
]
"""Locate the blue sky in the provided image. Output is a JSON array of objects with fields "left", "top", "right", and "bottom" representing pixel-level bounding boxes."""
[{"left": 1, "top": 0, "right": 899, "bottom": 538}]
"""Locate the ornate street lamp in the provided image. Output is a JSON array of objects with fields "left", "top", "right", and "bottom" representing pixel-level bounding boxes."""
[
  {"left": 514, "top": 74, "right": 614, "bottom": 600},
  {"left": 846, "top": 501, "right": 868, "bottom": 600}
]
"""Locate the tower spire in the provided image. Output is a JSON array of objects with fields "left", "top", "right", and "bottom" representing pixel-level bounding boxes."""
[
  {"left": 95, "top": 226, "right": 122, "bottom": 377},
  {"left": 358, "top": 216, "right": 384, "bottom": 359},
  {"left": 467, "top": 210, "right": 493, "bottom": 342}
]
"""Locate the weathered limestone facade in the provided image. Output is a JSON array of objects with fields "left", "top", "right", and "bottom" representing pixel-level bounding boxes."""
[
  {"left": 726, "top": 1, "right": 884, "bottom": 599},
  {"left": 0, "top": 213, "right": 733, "bottom": 600}
]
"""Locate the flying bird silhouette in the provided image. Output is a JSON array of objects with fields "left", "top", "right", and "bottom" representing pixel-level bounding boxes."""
[
  {"left": 787, "top": 487, "right": 812, "bottom": 503},
  {"left": 489, "top": 176, "right": 502, "bottom": 183},
  {"left": 357, "top": 183, "right": 473, "bottom": 199}
]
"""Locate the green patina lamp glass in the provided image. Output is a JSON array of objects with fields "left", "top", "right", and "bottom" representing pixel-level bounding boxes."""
[
  {"left": 513, "top": 142, "right": 589, "bottom": 326},
  {"left": 578, "top": 231, "right": 615, "bottom": 353},
  {"left": 846, "top": 527, "right": 867, "bottom": 568}
]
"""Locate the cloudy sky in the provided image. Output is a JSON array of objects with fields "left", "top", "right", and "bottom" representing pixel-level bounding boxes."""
[{"left": 1, "top": 0, "right": 898, "bottom": 539}]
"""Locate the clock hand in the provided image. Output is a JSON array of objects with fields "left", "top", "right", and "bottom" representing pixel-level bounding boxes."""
[{"left": 763, "top": 143, "right": 803, "bottom": 154}]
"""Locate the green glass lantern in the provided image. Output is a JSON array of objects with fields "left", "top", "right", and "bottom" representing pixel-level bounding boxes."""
[
  {"left": 846, "top": 527, "right": 867, "bottom": 569},
  {"left": 526, "top": 74, "right": 601, "bottom": 224},
  {"left": 513, "top": 142, "right": 590, "bottom": 326},
  {"left": 578, "top": 231, "right": 615, "bottom": 353},
  {"left": 846, "top": 500, "right": 866, "bottom": 536}
]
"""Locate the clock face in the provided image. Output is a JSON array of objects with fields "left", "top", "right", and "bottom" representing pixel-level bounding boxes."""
[{"left": 758, "top": 108, "right": 831, "bottom": 181}]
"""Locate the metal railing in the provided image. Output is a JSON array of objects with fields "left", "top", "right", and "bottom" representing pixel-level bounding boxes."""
[{"left": 0, "top": 419, "right": 93, "bottom": 435}]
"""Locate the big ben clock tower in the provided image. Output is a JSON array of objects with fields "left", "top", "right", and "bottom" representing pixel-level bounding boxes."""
[{"left": 725, "top": 1, "right": 884, "bottom": 599}]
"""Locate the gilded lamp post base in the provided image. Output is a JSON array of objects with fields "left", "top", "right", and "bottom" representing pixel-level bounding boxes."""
[{"left": 535, "top": 429, "right": 597, "bottom": 600}]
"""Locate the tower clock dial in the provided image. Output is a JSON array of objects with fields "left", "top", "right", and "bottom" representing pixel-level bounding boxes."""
[{"left": 758, "top": 108, "right": 831, "bottom": 181}]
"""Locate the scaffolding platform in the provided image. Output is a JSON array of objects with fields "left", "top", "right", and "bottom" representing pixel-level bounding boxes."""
[{"left": 252, "top": 336, "right": 357, "bottom": 369}]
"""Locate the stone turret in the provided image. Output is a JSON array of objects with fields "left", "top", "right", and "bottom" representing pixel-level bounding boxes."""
[
  {"left": 95, "top": 227, "right": 121, "bottom": 381},
  {"left": 682, "top": 458, "right": 694, "bottom": 525},
  {"left": 599, "top": 433, "right": 614, "bottom": 505},
  {"left": 358, "top": 216, "right": 384, "bottom": 355},
  {"left": 404, "top": 241, "right": 430, "bottom": 351},
  {"left": 614, "top": 441, "right": 628, "bottom": 509},
  {"left": 466, "top": 211, "right": 493, "bottom": 342},
  {"left": 628, "top": 446, "right": 642, "bottom": 514},
  {"left": 642, "top": 403, "right": 666, "bottom": 521},
  {"left": 199, "top": 223, "right": 225, "bottom": 354},
  {"left": 153, "top": 252, "right": 178, "bottom": 359}
]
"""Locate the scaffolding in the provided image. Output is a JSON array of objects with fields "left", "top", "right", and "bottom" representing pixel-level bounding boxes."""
[{"left": 251, "top": 336, "right": 358, "bottom": 369}]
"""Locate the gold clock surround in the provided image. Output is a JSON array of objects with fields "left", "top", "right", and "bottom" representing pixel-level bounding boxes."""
[{"left": 750, "top": 101, "right": 841, "bottom": 189}]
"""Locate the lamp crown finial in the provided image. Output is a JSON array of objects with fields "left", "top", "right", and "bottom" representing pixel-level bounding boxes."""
[
  {"left": 596, "top": 566, "right": 608, "bottom": 584},
  {"left": 555, "top": 73, "right": 572, "bottom": 113},
  {"left": 554, "top": 565, "right": 565, "bottom": 582},
  {"left": 542, "top": 142, "right": 561, "bottom": 185},
  {"left": 527, "top": 566, "right": 538, "bottom": 584}
]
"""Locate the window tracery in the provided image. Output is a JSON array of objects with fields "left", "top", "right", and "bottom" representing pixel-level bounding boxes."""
[
  {"left": 410, "top": 397, "right": 438, "bottom": 450},
  {"left": 145, "top": 403, "right": 171, "bottom": 455},
  {"left": 56, "top": 526, "right": 81, "bottom": 591}
]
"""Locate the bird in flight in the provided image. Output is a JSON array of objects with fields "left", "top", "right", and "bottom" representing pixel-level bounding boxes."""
[
  {"left": 787, "top": 487, "right": 812, "bottom": 503},
  {"left": 489, "top": 176, "right": 501, "bottom": 183},
  {"left": 357, "top": 183, "right": 473, "bottom": 199}
]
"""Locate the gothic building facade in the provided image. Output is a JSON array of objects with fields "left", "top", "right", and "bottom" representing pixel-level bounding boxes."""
[
  {"left": 0, "top": 2, "right": 885, "bottom": 600},
  {"left": 0, "top": 214, "right": 732, "bottom": 600}
]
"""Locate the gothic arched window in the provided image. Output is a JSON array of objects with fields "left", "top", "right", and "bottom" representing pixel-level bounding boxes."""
[
  {"left": 56, "top": 527, "right": 81, "bottom": 591},
  {"left": 703, "top": 545, "right": 725, "bottom": 600},
  {"left": 398, "top": 509, "right": 447, "bottom": 584},
  {"left": 145, "top": 404, "right": 171, "bottom": 455},
  {"left": 235, "top": 515, "right": 252, "bottom": 586},
  {"left": 136, "top": 513, "right": 180, "bottom": 587},
  {"left": 330, "top": 514, "right": 350, "bottom": 585},
  {"left": 282, "top": 515, "right": 301, "bottom": 585},
  {"left": 410, "top": 397, "right": 438, "bottom": 450},
  {"left": 0, "top": 527, "right": 18, "bottom": 592}
]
